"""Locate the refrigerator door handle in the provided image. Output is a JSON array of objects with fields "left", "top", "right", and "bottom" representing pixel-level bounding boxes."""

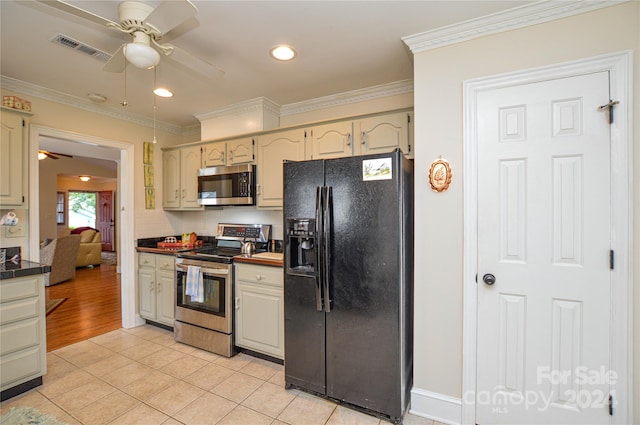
[
  {"left": 323, "top": 186, "right": 332, "bottom": 313},
  {"left": 315, "top": 186, "right": 324, "bottom": 312}
]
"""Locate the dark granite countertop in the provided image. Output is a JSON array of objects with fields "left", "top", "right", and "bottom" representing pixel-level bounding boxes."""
[{"left": 0, "top": 260, "right": 51, "bottom": 280}]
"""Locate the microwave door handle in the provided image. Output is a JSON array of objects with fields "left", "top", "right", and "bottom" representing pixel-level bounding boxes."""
[{"left": 315, "top": 186, "right": 324, "bottom": 312}]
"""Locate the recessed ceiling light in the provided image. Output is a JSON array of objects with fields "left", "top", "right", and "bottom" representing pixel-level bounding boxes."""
[
  {"left": 153, "top": 88, "right": 173, "bottom": 97},
  {"left": 270, "top": 45, "right": 296, "bottom": 61}
]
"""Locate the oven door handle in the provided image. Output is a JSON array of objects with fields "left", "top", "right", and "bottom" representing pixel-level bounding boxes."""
[{"left": 176, "top": 264, "right": 229, "bottom": 275}]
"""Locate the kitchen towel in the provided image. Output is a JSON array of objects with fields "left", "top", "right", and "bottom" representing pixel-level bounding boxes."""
[{"left": 186, "top": 266, "right": 204, "bottom": 303}]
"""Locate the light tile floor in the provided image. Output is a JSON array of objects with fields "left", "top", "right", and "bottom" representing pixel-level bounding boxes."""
[{"left": 1, "top": 325, "right": 438, "bottom": 425}]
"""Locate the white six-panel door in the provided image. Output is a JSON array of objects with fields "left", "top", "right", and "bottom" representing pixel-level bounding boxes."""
[{"left": 476, "top": 71, "right": 612, "bottom": 424}]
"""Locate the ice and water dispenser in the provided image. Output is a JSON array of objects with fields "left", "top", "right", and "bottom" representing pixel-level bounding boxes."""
[{"left": 286, "top": 218, "right": 317, "bottom": 277}]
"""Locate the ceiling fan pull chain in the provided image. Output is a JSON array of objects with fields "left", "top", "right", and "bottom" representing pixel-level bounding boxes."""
[
  {"left": 120, "top": 59, "right": 128, "bottom": 107},
  {"left": 152, "top": 66, "right": 157, "bottom": 144}
]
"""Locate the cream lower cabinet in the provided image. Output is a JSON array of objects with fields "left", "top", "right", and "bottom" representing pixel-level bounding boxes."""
[
  {"left": 0, "top": 274, "right": 46, "bottom": 395},
  {"left": 234, "top": 263, "right": 284, "bottom": 359},
  {"left": 138, "top": 253, "right": 175, "bottom": 327},
  {"left": 256, "top": 129, "right": 305, "bottom": 208}
]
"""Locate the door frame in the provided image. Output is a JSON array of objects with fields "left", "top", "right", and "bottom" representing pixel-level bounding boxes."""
[
  {"left": 462, "top": 51, "right": 633, "bottom": 424},
  {"left": 28, "top": 125, "right": 141, "bottom": 329}
]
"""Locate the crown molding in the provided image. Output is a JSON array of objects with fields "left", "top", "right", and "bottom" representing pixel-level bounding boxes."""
[
  {"left": 0, "top": 75, "right": 184, "bottom": 135},
  {"left": 194, "top": 97, "right": 282, "bottom": 121},
  {"left": 402, "top": 0, "right": 627, "bottom": 54},
  {"left": 280, "top": 79, "right": 414, "bottom": 117}
]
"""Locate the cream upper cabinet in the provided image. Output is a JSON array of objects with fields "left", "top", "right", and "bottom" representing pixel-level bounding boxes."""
[
  {"left": 256, "top": 129, "right": 305, "bottom": 208},
  {"left": 357, "top": 111, "right": 411, "bottom": 157},
  {"left": 306, "top": 121, "right": 353, "bottom": 160},
  {"left": 201, "top": 142, "right": 225, "bottom": 167},
  {"left": 202, "top": 137, "right": 255, "bottom": 167},
  {"left": 1, "top": 108, "right": 28, "bottom": 206},
  {"left": 162, "top": 146, "right": 203, "bottom": 210},
  {"left": 228, "top": 138, "right": 255, "bottom": 165}
]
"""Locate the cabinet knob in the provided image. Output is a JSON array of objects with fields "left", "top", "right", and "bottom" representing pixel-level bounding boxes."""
[
  {"left": 150, "top": 282, "right": 155, "bottom": 291},
  {"left": 256, "top": 275, "right": 262, "bottom": 281}
]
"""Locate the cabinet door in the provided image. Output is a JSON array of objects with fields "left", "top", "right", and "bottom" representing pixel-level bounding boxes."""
[
  {"left": 257, "top": 129, "right": 305, "bottom": 208},
  {"left": 307, "top": 121, "right": 353, "bottom": 160},
  {"left": 162, "top": 150, "right": 180, "bottom": 209},
  {"left": 227, "top": 137, "right": 255, "bottom": 165},
  {"left": 0, "top": 111, "right": 24, "bottom": 206},
  {"left": 138, "top": 268, "right": 156, "bottom": 320},
  {"left": 235, "top": 283, "right": 284, "bottom": 359},
  {"left": 180, "top": 146, "right": 203, "bottom": 209},
  {"left": 156, "top": 269, "right": 175, "bottom": 326},
  {"left": 359, "top": 112, "right": 409, "bottom": 156},
  {"left": 202, "top": 142, "right": 226, "bottom": 167}
]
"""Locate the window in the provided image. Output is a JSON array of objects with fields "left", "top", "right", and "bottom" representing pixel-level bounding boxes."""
[
  {"left": 56, "top": 192, "right": 65, "bottom": 225},
  {"left": 68, "top": 191, "right": 97, "bottom": 229}
]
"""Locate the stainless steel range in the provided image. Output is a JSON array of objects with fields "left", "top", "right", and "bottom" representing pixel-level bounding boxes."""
[{"left": 174, "top": 223, "right": 271, "bottom": 356}]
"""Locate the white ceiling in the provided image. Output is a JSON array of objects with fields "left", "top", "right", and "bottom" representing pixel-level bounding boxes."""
[{"left": 1, "top": 0, "right": 533, "bottom": 131}]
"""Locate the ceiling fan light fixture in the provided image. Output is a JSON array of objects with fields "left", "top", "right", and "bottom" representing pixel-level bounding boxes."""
[
  {"left": 79, "top": 175, "right": 91, "bottom": 182},
  {"left": 38, "top": 151, "right": 47, "bottom": 160},
  {"left": 124, "top": 42, "right": 160, "bottom": 69},
  {"left": 270, "top": 45, "right": 296, "bottom": 61},
  {"left": 153, "top": 87, "right": 173, "bottom": 97}
]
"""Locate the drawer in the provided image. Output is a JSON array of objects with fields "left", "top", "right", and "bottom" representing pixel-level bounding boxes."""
[
  {"left": 0, "top": 317, "right": 41, "bottom": 356},
  {"left": 157, "top": 256, "right": 175, "bottom": 272},
  {"left": 236, "top": 263, "right": 283, "bottom": 287},
  {"left": 0, "top": 346, "right": 43, "bottom": 390},
  {"left": 138, "top": 253, "right": 156, "bottom": 268},
  {"left": 0, "top": 276, "right": 40, "bottom": 303},
  {"left": 0, "top": 297, "right": 40, "bottom": 325}
]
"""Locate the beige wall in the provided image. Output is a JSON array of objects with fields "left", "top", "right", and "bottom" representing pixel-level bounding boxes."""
[{"left": 412, "top": 1, "right": 639, "bottom": 417}]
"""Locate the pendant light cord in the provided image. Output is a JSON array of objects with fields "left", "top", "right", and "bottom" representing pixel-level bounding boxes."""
[{"left": 121, "top": 60, "right": 128, "bottom": 107}]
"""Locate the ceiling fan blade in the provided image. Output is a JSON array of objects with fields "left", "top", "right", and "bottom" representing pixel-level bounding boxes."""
[
  {"left": 103, "top": 45, "right": 126, "bottom": 73},
  {"left": 48, "top": 151, "right": 73, "bottom": 158},
  {"left": 145, "top": 0, "right": 198, "bottom": 36},
  {"left": 167, "top": 45, "right": 225, "bottom": 79},
  {"left": 35, "top": 0, "right": 117, "bottom": 28}
]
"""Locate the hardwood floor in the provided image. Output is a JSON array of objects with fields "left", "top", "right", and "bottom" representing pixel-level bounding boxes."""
[{"left": 44, "top": 263, "right": 122, "bottom": 351}]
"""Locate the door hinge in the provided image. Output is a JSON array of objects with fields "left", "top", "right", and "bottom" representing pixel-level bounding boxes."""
[
  {"left": 610, "top": 250, "right": 615, "bottom": 270},
  {"left": 407, "top": 114, "right": 411, "bottom": 123},
  {"left": 598, "top": 99, "right": 619, "bottom": 124},
  {"left": 609, "top": 393, "right": 614, "bottom": 416}
]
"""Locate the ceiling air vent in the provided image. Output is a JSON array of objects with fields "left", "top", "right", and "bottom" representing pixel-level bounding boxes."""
[{"left": 51, "top": 34, "right": 111, "bottom": 62}]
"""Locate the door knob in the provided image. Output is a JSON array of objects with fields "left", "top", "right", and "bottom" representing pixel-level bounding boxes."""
[{"left": 483, "top": 273, "right": 496, "bottom": 285}]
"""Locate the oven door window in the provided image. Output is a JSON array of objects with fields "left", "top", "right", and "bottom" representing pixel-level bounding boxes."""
[{"left": 177, "top": 270, "right": 225, "bottom": 316}]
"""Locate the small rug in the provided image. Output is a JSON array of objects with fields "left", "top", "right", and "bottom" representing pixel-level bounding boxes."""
[
  {"left": 45, "top": 298, "right": 66, "bottom": 316},
  {"left": 101, "top": 251, "right": 117, "bottom": 265},
  {"left": 0, "top": 406, "right": 68, "bottom": 425}
]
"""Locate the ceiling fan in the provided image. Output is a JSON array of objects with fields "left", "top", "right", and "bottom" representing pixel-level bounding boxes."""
[
  {"left": 37, "top": 0, "right": 224, "bottom": 78},
  {"left": 38, "top": 150, "right": 73, "bottom": 160}
]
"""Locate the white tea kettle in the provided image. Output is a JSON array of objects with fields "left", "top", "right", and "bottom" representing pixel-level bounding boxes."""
[{"left": 241, "top": 239, "right": 255, "bottom": 255}]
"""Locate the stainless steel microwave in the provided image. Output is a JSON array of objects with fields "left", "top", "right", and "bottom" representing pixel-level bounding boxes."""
[{"left": 197, "top": 164, "right": 255, "bottom": 206}]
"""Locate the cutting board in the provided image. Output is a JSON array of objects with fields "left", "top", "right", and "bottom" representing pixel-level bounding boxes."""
[{"left": 251, "top": 252, "right": 284, "bottom": 260}]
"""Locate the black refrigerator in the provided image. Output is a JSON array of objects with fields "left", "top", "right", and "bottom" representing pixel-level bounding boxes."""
[{"left": 283, "top": 149, "right": 413, "bottom": 424}]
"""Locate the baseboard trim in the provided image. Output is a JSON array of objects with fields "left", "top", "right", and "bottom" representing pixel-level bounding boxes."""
[{"left": 410, "top": 387, "right": 462, "bottom": 425}]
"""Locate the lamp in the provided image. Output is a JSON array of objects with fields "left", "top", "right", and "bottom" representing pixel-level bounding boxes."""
[
  {"left": 124, "top": 39, "right": 160, "bottom": 69},
  {"left": 79, "top": 175, "right": 91, "bottom": 182}
]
